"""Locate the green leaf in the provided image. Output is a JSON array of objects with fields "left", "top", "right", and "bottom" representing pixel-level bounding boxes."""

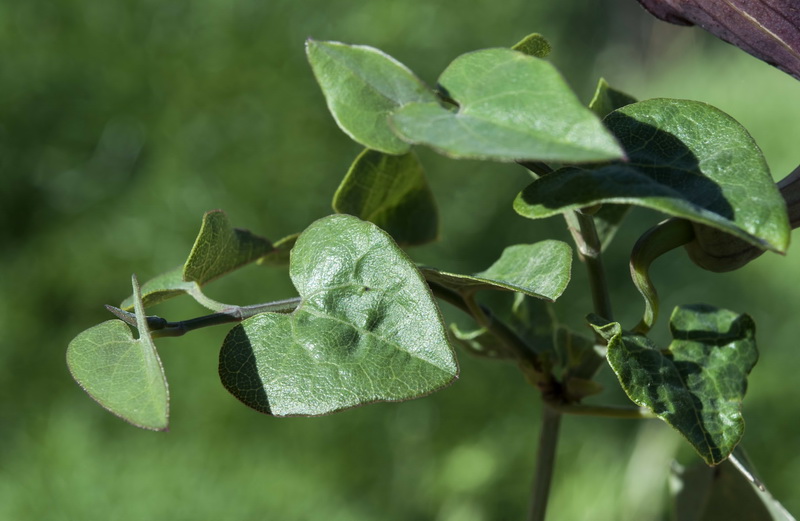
[
  {"left": 590, "top": 305, "right": 758, "bottom": 465},
  {"left": 218, "top": 214, "right": 458, "bottom": 416},
  {"left": 390, "top": 48, "right": 624, "bottom": 162},
  {"left": 332, "top": 149, "right": 438, "bottom": 246},
  {"left": 515, "top": 99, "right": 790, "bottom": 253},
  {"left": 670, "top": 451, "right": 796, "bottom": 521},
  {"left": 511, "top": 33, "right": 552, "bottom": 58},
  {"left": 122, "top": 210, "right": 274, "bottom": 311},
  {"left": 585, "top": 78, "right": 637, "bottom": 249},
  {"left": 449, "top": 324, "right": 512, "bottom": 359},
  {"left": 67, "top": 275, "right": 169, "bottom": 431},
  {"left": 420, "top": 240, "right": 572, "bottom": 300},
  {"left": 588, "top": 78, "right": 636, "bottom": 119},
  {"left": 306, "top": 39, "right": 439, "bottom": 154},
  {"left": 257, "top": 233, "right": 299, "bottom": 267}
]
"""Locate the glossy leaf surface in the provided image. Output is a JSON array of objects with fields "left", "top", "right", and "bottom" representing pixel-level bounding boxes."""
[
  {"left": 306, "top": 39, "right": 439, "bottom": 154},
  {"left": 590, "top": 305, "right": 758, "bottom": 465},
  {"left": 219, "top": 214, "right": 457, "bottom": 416},
  {"left": 421, "top": 241, "right": 572, "bottom": 300},
  {"left": 122, "top": 210, "right": 273, "bottom": 311},
  {"left": 333, "top": 149, "right": 438, "bottom": 246},
  {"left": 390, "top": 48, "right": 624, "bottom": 162},
  {"left": 516, "top": 99, "right": 790, "bottom": 253},
  {"left": 67, "top": 275, "right": 169, "bottom": 430}
]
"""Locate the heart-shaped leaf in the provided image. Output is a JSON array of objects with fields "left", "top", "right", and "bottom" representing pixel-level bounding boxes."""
[
  {"left": 421, "top": 241, "right": 572, "bottom": 301},
  {"left": 218, "top": 214, "right": 458, "bottom": 416},
  {"left": 306, "top": 39, "right": 439, "bottom": 154},
  {"left": 389, "top": 48, "right": 624, "bottom": 162},
  {"left": 515, "top": 99, "right": 790, "bottom": 253},
  {"left": 122, "top": 210, "right": 274, "bottom": 311},
  {"left": 333, "top": 149, "right": 438, "bottom": 246},
  {"left": 67, "top": 275, "right": 169, "bottom": 430},
  {"left": 590, "top": 305, "right": 758, "bottom": 465}
]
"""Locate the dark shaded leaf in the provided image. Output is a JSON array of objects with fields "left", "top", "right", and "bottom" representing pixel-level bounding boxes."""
[
  {"left": 333, "top": 149, "right": 438, "bottom": 246},
  {"left": 590, "top": 305, "right": 758, "bottom": 465}
]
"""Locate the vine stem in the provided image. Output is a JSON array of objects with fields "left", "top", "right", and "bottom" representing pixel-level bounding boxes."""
[
  {"left": 565, "top": 210, "right": 613, "bottom": 320},
  {"left": 105, "top": 297, "right": 301, "bottom": 337},
  {"left": 528, "top": 405, "right": 562, "bottom": 521}
]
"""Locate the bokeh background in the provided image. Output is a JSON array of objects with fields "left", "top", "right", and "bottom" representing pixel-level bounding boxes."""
[{"left": 2, "top": 0, "right": 800, "bottom": 519}]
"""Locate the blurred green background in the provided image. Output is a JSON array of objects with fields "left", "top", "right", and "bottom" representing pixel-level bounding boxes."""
[{"left": 2, "top": 0, "right": 800, "bottom": 519}]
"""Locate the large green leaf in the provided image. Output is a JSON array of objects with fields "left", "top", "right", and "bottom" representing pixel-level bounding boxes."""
[
  {"left": 67, "top": 275, "right": 169, "bottom": 431},
  {"left": 515, "top": 99, "right": 790, "bottom": 253},
  {"left": 218, "top": 214, "right": 458, "bottom": 416},
  {"left": 306, "top": 39, "right": 439, "bottom": 154},
  {"left": 332, "top": 149, "right": 438, "bottom": 246},
  {"left": 590, "top": 305, "right": 758, "bottom": 465},
  {"left": 420, "top": 240, "right": 572, "bottom": 301},
  {"left": 121, "top": 210, "right": 274, "bottom": 311},
  {"left": 389, "top": 48, "right": 624, "bottom": 162}
]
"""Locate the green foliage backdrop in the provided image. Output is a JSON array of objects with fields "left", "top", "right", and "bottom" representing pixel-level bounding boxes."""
[{"left": 2, "top": 0, "right": 800, "bottom": 519}]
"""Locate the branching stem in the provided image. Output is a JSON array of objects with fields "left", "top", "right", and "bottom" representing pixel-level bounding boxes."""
[{"left": 105, "top": 297, "right": 301, "bottom": 337}]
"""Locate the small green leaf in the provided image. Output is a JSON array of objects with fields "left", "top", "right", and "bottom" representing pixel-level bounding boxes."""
[
  {"left": 670, "top": 452, "right": 796, "bottom": 521},
  {"left": 390, "top": 48, "right": 624, "bottom": 162},
  {"left": 588, "top": 78, "right": 636, "bottom": 119},
  {"left": 590, "top": 305, "right": 758, "bottom": 465},
  {"left": 218, "top": 214, "right": 458, "bottom": 416},
  {"left": 257, "top": 233, "right": 299, "bottom": 267},
  {"left": 122, "top": 210, "right": 274, "bottom": 311},
  {"left": 420, "top": 241, "right": 572, "bottom": 300},
  {"left": 67, "top": 275, "right": 169, "bottom": 431},
  {"left": 511, "top": 33, "right": 552, "bottom": 58},
  {"left": 515, "top": 99, "right": 790, "bottom": 253},
  {"left": 332, "top": 149, "right": 438, "bottom": 246},
  {"left": 306, "top": 39, "right": 439, "bottom": 154}
]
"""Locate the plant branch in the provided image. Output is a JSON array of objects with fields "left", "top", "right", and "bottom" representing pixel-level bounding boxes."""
[
  {"left": 428, "top": 283, "right": 549, "bottom": 376},
  {"left": 566, "top": 210, "right": 614, "bottom": 321},
  {"left": 528, "top": 405, "right": 562, "bottom": 521},
  {"left": 105, "top": 297, "right": 301, "bottom": 337}
]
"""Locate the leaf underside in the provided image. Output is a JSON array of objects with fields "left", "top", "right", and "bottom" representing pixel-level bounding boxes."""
[{"left": 67, "top": 275, "right": 169, "bottom": 430}]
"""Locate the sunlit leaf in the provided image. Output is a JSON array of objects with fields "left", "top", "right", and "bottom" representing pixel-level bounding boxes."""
[
  {"left": 390, "top": 48, "right": 624, "bottom": 162},
  {"left": 588, "top": 77, "right": 636, "bottom": 119},
  {"left": 121, "top": 210, "right": 273, "bottom": 311},
  {"left": 333, "top": 149, "right": 438, "bottom": 246},
  {"left": 515, "top": 99, "right": 790, "bottom": 253},
  {"left": 590, "top": 305, "right": 758, "bottom": 465},
  {"left": 306, "top": 39, "right": 439, "bottom": 154},
  {"left": 218, "top": 214, "right": 458, "bottom": 416},
  {"left": 511, "top": 33, "right": 552, "bottom": 58},
  {"left": 421, "top": 241, "right": 572, "bottom": 301},
  {"left": 67, "top": 275, "right": 169, "bottom": 431}
]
